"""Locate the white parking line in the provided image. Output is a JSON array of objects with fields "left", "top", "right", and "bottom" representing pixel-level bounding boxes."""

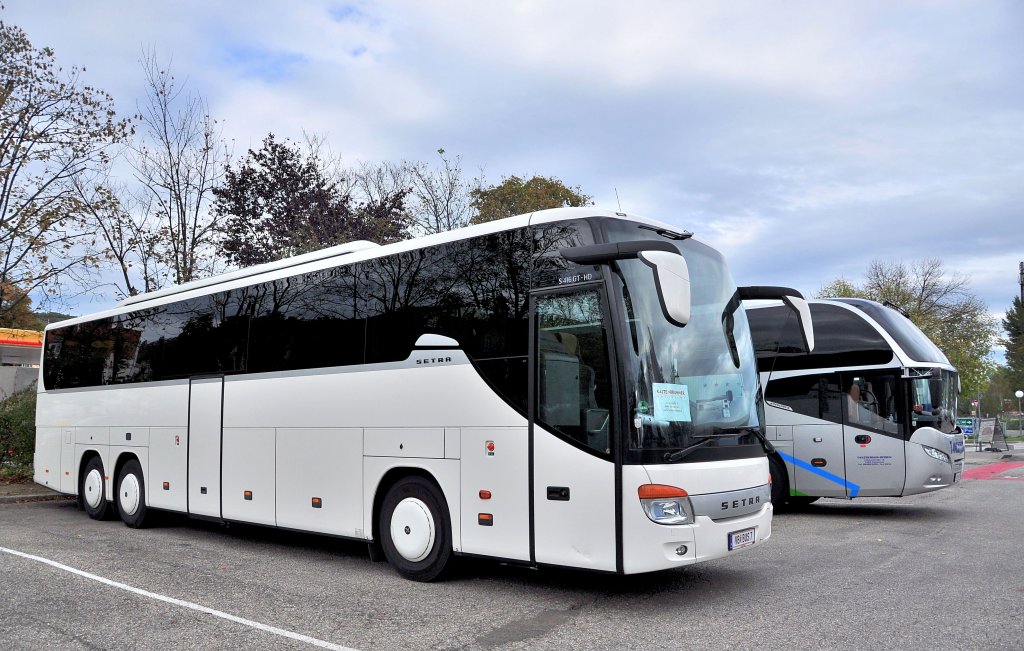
[{"left": 0, "top": 546, "right": 359, "bottom": 651}]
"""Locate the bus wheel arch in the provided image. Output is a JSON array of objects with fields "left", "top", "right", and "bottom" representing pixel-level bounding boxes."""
[
  {"left": 374, "top": 470, "right": 454, "bottom": 581},
  {"left": 79, "top": 452, "right": 112, "bottom": 520},
  {"left": 768, "top": 453, "right": 790, "bottom": 508}
]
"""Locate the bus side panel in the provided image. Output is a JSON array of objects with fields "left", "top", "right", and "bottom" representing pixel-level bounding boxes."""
[
  {"left": 532, "top": 430, "right": 616, "bottom": 571},
  {"left": 459, "top": 427, "right": 530, "bottom": 561},
  {"left": 149, "top": 427, "right": 188, "bottom": 511},
  {"left": 60, "top": 428, "right": 75, "bottom": 493},
  {"left": 277, "top": 428, "right": 363, "bottom": 537},
  {"left": 844, "top": 426, "right": 906, "bottom": 497},
  {"left": 792, "top": 424, "right": 847, "bottom": 498},
  {"left": 33, "top": 427, "right": 61, "bottom": 490},
  {"left": 222, "top": 428, "right": 276, "bottom": 526}
]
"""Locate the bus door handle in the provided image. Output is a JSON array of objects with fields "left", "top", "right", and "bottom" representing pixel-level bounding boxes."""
[
  {"left": 813, "top": 437, "right": 823, "bottom": 442},
  {"left": 547, "top": 486, "right": 570, "bottom": 501}
]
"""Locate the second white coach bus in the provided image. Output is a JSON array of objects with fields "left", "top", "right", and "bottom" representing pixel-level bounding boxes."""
[
  {"left": 746, "top": 298, "right": 965, "bottom": 507},
  {"left": 35, "top": 208, "right": 811, "bottom": 580}
]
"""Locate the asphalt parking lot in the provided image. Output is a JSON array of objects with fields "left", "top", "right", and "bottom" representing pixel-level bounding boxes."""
[{"left": 2, "top": 462, "right": 1022, "bottom": 651}]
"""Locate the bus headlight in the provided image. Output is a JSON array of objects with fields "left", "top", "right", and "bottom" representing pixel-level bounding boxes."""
[
  {"left": 638, "top": 484, "right": 695, "bottom": 525},
  {"left": 923, "top": 446, "right": 950, "bottom": 464}
]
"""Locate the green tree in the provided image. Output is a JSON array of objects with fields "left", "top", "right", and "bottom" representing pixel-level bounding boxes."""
[
  {"left": 469, "top": 175, "right": 591, "bottom": 224},
  {"left": 0, "top": 18, "right": 130, "bottom": 323},
  {"left": 818, "top": 258, "right": 997, "bottom": 399},
  {"left": 214, "top": 134, "right": 408, "bottom": 267},
  {"left": 1001, "top": 296, "right": 1024, "bottom": 391}
]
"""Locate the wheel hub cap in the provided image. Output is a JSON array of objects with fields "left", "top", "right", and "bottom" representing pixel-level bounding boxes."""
[
  {"left": 391, "top": 498, "right": 435, "bottom": 562},
  {"left": 119, "top": 473, "right": 140, "bottom": 516},
  {"left": 84, "top": 469, "right": 103, "bottom": 509}
]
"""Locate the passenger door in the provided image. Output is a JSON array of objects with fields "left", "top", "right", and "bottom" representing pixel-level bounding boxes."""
[
  {"left": 842, "top": 372, "right": 906, "bottom": 497},
  {"left": 188, "top": 376, "right": 223, "bottom": 518},
  {"left": 531, "top": 287, "right": 618, "bottom": 571}
]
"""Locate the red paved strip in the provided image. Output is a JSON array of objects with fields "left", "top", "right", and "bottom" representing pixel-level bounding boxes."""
[{"left": 963, "top": 462, "right": 1024, "bottom": 481}]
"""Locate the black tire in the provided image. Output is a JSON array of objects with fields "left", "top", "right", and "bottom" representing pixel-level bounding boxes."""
[
  {"left": 379, "top": 476, "right": 453, "bottom": 582},
  {"left": 116, "top": 459, "right": 149, "bottom": 528},
  {"left": 80, "top": 456, "right": 112, "bottom": 520},
  {"left": 768, "top": 455, "right": 789, "bottom": 509}
]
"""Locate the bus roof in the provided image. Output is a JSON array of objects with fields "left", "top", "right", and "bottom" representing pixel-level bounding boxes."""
[{"left": 46, "top": 208, "right": 691, "bottom": 330}]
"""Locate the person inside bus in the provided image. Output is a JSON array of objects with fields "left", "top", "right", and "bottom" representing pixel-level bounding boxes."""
[{"left": 846, "top": 382, "right": 876, "bottom": 426}]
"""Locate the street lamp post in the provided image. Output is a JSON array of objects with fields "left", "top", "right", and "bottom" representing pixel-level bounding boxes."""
[{"left": 1017, "top": 390, "right": 1024, "bottom": 439}]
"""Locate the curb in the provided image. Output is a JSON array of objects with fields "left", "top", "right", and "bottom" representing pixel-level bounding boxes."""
[{"left": 0, "top": 493, "right": 73, "bottom": 505}]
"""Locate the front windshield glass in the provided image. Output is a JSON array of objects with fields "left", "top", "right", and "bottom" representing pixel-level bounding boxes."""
[
  {"left": 908, "top": 368, "right": 958, "bottom": 434},
  {"left": 600, "top": 220, "right": 762, "bottom": 464}
]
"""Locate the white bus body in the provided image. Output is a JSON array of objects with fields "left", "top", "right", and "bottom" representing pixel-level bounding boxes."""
[
  {"left": 35, "top": 208, "right": 778, "bottom": 580},
  {"left": 746, "top": 298, "right": 965, "bottom": 506}
]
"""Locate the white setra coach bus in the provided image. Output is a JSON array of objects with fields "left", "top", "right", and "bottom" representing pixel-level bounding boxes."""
[
  {"left": 746, "top": 298, "right": 965, "bottom": 507},
  {"left": 34, "top": 208, "right": 811, "bottom": 580}
]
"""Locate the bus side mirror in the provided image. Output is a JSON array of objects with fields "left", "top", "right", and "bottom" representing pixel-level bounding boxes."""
[
  {"left": 559, "top": 240, "right": 691, "bottom": 328},
  {"left": 781, "top": 295, "right": 814, "bottom": 353},
  {"left": 738, "top": 286, "right": 815, "bottom": 352},
  {"left": 638, "top": 250, "right": 691, "bottom": 327}
]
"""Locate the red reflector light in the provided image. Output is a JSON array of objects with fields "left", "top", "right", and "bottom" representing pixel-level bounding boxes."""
[
  {"left": 311, "top": 497, "right": 322, "bottom": 508},
  {"left": 244, "top": 491, "right": 253, "bottom": 500},
  {"left": 638, "top": 484, "right": 688, "bottom": 499},
  {"left": 479, "top": 490, "right": 492, "bottom": 500},
  {"left": 162, "top": 482, "right": 169, "bottom": 490}
]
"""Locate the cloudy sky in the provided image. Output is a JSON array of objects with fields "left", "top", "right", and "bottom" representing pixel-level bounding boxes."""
[{"left": 6, "top": 1, "right": 1022, "bottom": 340}]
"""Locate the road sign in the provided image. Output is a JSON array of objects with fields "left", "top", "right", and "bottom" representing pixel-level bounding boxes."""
[{"left": 956, "top": 417, "right": 975, "bottom": 435}]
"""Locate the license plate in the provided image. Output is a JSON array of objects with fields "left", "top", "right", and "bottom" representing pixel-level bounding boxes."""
[{"left": 728, "top": 527, "right": 756, "bottom": 551}]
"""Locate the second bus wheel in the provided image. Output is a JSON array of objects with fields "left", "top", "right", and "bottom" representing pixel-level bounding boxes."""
[
  {"left": 768, "top": 455, "right": 789, "bottom": 509},
  {"left": 116, "top": 459, "right": 150, "bottom": 528},
  {"left": 379, "top": 476, "right": 453, "bottom": 582},
  {"left": 80, "top": 456, "right": 112, "bottom": 520}
]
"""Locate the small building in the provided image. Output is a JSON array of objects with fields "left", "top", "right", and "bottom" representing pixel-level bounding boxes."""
[{"left": 0, "top": 328, "right": 42, "bottom": 399}]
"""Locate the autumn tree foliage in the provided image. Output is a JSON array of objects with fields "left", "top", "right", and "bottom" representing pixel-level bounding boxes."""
[
  {"left": 818, "top": 259, "right": 996, "bottom": 400},
  {"left": 470, "top": 175, "right": 592, "bottom": 224},
  {"left": 0, "top": 18, "right": 130, "bottom": 322}
]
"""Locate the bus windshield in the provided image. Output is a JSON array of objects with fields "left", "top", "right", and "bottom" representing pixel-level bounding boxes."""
[
  {"left": 907, "top": 368, "right": 958, "bottom": 434},
  {"left": 601, "top": 220, "right": 762, "bottom": 463}
]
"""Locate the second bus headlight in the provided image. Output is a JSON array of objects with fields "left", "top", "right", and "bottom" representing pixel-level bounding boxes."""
[
  {"left": 638, "top": 484, "right": 695, "bottom": 525},
  {"left": 923, "top": 446, "right": 950, "bottom": 463}
]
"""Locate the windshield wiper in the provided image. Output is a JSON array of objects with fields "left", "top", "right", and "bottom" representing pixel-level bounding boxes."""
[
  {"left": 662, "top": 427, "right": 774, "bottom": 463},
  {"left": 716, "top": 426, "right": 775, "bottom": 454},
  {"left": 663, "top": 438, "right": 716, "bottom": 462}
]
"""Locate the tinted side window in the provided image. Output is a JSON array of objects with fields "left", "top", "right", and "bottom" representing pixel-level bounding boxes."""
[
  {"left": 765, "top": 374, "right": 842, "bottom": 423},
  {"left": 248, "top": 266, "right": 363, "bottom": 373},
  {"left": 360, "top": 232, "right": 531, "bottom": 413},
  {"left": 531, "top": 219, "right": 597, "bottom": 288},
  {"left": 843, "top": 372, "right": 904, "bottom": 437}
]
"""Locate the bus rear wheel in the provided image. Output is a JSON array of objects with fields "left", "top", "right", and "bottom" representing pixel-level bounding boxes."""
[
  {"left": 379, "top": 476, "right": 453, "bottom": 582},
  {"left": 80, "top": 456, "right": 112, "bottom": 520},
  {"left": 116, "top": 459, "right": 150, "bottom": 528}
]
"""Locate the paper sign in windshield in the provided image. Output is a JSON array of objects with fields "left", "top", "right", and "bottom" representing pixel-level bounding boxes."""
[{"left": 653, "top": 383, "right": 691, "bottom": 422}]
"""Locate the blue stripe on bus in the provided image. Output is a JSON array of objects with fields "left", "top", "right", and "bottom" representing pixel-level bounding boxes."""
[{"left": 777, "top": 451, "right": 861, "bottom": 498}]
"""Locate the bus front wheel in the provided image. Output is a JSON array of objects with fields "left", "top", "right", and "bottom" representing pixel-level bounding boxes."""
[
  {"left": 768, "top": 455, "right": 789, "bottom": 508},
  {"left": 80, "top": 456, "right": 112, "bottom": 520},
  {"left": 116, "top": 459, "right": 150, "bottom": 528},
  {"left": 379, "top": 476, "right": 453, "bottom": 582}
]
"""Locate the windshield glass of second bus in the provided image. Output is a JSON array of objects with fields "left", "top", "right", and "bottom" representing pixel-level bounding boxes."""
[
  {"left": 604, "top": 222, "right": 761, "bottom": 462},
  {"left": 908, "top": 369, "right": 958, "bottom": 434}
]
